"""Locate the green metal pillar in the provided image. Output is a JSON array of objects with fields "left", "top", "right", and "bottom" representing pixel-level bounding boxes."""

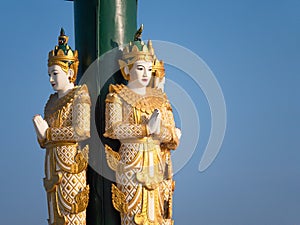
[
  {"left": 73, "top": 0, "right": 137, "bottom": 81},
  {"left": 67, "top": 1, "right": 138, "bottom": 225}
]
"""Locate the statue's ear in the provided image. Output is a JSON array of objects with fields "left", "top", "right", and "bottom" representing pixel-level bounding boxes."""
[
  {"left": 68, "top": 69, "right": 74, "bottom": 81},
  {"left": 124, "top": 65, "right": 129, "bottom": 75}
]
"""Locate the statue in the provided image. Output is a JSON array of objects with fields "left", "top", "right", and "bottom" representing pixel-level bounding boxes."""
[
  {"left": 104, "top": 33, "right": 180, "bottom": 225},
  {"left": 150, "top": 59, "right": 181, "bottom": 222},
  {"left": 33, "top": 28, "right": 91, "bottom": 225}
]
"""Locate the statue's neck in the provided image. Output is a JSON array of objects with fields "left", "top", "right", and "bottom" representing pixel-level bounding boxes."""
[
  {"left": 57, "top": 83, "right": 75, "bottom": 98},
  {"left": 127, "top": 83, "right": 146, "bottom": 96}
]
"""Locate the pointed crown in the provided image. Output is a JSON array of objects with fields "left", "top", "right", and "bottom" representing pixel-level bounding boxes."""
[
  {"left": 119, "top": 25, "right": 155, "bottom": 80},
  {"left": 48, "top": 28, "right": 79, "bottom": 83},
  {"left": 121, "top": 40, "right": 155, "bottom": 65}
]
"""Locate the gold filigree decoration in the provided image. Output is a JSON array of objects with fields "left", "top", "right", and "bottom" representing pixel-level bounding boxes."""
[
  {"left": 112, "top": 184, "right": 128, "bottom": 213},
  {"left": 45, "top": 85, "right": 89, "bottom": 118},
  {"left": 127, "top": 185, "right": 142, "bottom": 213},
  {"left": 44, "top": 86, "right": 78, "bottom": 117},
  {"left": 71, "top": 185, "right": 90, "bottom": 214},
  {"left": 105, "top": 145, "right": 120, "bottom": 171},
  {"left": 109, "top": 84, "right": 167, "bottom": 114},
  {"left": 70, "top": 146, "right": 89, "bottom": 174},
  {"left": 54, "top": 144, "right": 88, "bottom": 174}
]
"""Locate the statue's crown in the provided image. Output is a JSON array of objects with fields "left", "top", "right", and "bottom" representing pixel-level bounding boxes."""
[
  {"left": 48, "top": 28, "right": 78, "bottom": 68},
  {"left": 47, "top": 28, "right": 79, "bottom": 82},
  {"left": 120, "top": 25, "right": 154, "bottom": 65},
  {"left": 121, "top": 40, "right": 155, "bottom": 65}
]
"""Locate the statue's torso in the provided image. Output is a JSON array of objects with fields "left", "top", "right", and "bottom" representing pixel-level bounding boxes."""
[
  {"left": 43, "top": 85, "right": 90, "bottom": 225},
  {"left": 104, "top": 84, "right": 176, "bottom": 225}
]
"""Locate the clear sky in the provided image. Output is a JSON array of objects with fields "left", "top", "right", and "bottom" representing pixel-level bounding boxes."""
[{"left": 0, "top": 0, "right": 299, "bottom": 224}]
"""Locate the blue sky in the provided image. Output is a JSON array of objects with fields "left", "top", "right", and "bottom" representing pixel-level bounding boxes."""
[{"left": 0, "top": 0, "right": 299, "bottom": 224}]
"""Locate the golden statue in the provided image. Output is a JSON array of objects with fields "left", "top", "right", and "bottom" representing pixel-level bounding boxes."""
[
  {"left": 104, "top": 33, "right": 180, "bottom": 225},
  {"left": 33, "top": 28, "right": 90, "bottom": 225},
  {"left": 150, "top": 58, "right": 179, "bottom": 222}
]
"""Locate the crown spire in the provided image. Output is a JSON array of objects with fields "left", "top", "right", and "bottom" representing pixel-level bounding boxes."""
[
  {"left": 48, "top": 28, "right": 79, "bottom": 83},
  {"left": 60, "top": 27, "right": 65, "bottom": 36},
  {"left": 58, "top": 27, "right": 69, "bottom": 48},
  {"left": 134, "top": 24, "right": 144, "bottom": 41}
]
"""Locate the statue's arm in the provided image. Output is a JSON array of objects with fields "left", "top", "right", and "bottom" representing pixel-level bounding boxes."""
[
  {"left": 72, "top": 86, "right": 91, "bottom": 141},
  {"left": 156, "top": 103, "right": 179, "bottom": 150},
  {"left": 104, "top": 93, "right": 149, "bottom": 140}
]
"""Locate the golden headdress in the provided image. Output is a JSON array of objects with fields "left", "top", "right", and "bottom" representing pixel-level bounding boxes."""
[
  {"left": 119, "top": 25, "right": 155, "bottom": 80},
  {"left": 152, "top": 58, "right": 165, "bottom": 79},
  {"left": 48, "top": 28, "right": 79, "bottom": 83}
]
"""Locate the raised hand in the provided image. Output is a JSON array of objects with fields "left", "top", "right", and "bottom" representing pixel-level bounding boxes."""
[
  {"left": 147, "top": 109, "right": 161, "bottom": 135},
  {"left": 32, "top": 114, "right": 49, "bottom": 140},
  {"left": 175, "top": 127, "right": 182, "bottom": 139}
]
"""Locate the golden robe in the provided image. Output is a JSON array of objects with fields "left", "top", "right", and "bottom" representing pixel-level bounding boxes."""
[
  {"left": 104, "top": 84, "right": 178, "bottom": 225},
  {"left": 38, "top": 85, "right": 91, "bottom": 225}
]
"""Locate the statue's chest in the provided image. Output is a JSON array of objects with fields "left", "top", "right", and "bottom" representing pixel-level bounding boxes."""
[
  {"left": 122, "top": 101, "right": 161, "bottom": 125},
  {"left": 45, "top": 102, "right": 73, "bottom": 128}
]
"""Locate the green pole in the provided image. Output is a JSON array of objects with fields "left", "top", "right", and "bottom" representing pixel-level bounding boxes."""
[
  {"left": 66, "top": 1, "right": 138, "bottom": 225},
  {"left": 73, "top": 0, "right": 137, "bottom": 80}
]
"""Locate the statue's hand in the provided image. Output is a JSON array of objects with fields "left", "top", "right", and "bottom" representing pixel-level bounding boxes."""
[
  {"left": 33, "top": 114, "right": 49, "bottom": 140},
  {"left": 148, "top": 109, "right": 161, "bottom": 135},
  {"left": 157, "top": 77, "right": 165, "bottom": 91},
  {"left": 175, "top": 127, "right": 182, "bottom": 140}
]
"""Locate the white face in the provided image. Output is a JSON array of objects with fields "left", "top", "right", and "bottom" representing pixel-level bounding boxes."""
[
  {"left": 48, "top": 65, "right": 71, "bottom": 92},
  {"left": 127, "top": 60, "right": 152, "bottom": 88}
]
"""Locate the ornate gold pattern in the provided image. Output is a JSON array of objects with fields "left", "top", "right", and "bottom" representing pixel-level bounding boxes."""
[
  {"left": 104, "top": 83, "right": 179, "bottom": 225},
  {"left": 108, "top": 84, "right": 167, "bottom": 114},
  {"left": 112, "top": 184, "right": 129, "bottom": 213},
  {"left": 39, "top": 85, "right": 91, "bottom": 225},
  {"left": 71, "top": 146, "right": 89, "bottom": 173},
  {"left": 105, "top": 144, "right": 121, "bottom": 171},
  {"left": 71, "top": 185, "right": 90, "bottom": 214}
]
